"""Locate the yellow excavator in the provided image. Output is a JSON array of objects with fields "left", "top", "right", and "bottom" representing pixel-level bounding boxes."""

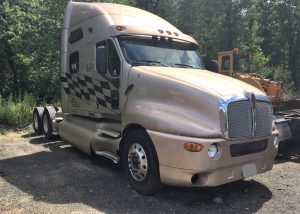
[
  {"left": 211, "top": 48, "right": 283, "bottom": 104},
  {"left": 210, "top": 48, "right": 300, "bottom": 147}
]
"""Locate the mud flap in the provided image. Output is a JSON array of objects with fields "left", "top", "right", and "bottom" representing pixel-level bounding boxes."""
[
  {"left": 274, "top": 118, "right": 292, "bottom": 142},
  {"left": 289, "top": 117, "right": 300, "bottom": 143}
]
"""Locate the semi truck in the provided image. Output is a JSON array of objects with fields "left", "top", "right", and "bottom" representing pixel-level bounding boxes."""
[{"left": 32, "top": 2, "right": 279, "bottom": 195}]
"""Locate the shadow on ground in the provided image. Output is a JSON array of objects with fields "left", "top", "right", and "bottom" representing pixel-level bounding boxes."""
[{"left": 0, "top": 136, "right": 273, "bottom": 213}]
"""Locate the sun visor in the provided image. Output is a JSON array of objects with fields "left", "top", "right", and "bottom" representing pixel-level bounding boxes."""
[{"left": 106, "top": 15, "right": 198, "bottom": 45}]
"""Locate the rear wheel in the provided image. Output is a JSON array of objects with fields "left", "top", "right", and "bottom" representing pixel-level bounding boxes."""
[
  {"left": 122, "top": 129, "right": 161, "bottom": 195},
  {"left": 42, "top": 106, "right": 57, "bottom": 140},
  {"left": 33, "top": 107, "right": 44, "bottom": 135}
]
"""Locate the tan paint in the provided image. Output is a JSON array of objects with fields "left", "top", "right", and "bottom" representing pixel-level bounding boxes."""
[
  {"left": 57, "top": 2, "right": 278, "bottom": 187},
  {"left": 148, "top": 130, "right": 277, "bottom": 186},
  {"left": 122, "top": 66, "right": 266, "bottom": 138}
]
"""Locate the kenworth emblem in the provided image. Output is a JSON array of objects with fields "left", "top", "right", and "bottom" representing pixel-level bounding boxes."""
[
  {"left": 251, "top": 93, "right": 256, "bottom": 109},
  {"left": 245, "top": 92, "right": 256, "bottom": 137},
  {"left": 245, "top": 92, "right": 256, "bottom": 108}
]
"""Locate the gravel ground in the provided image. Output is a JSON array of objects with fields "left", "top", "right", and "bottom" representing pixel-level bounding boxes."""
[{"left": 0, "top": 131, "right": 299, "bottom": 214}]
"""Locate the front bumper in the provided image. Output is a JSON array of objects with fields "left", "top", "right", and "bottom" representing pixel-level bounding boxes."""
[{"left": 147, "top": 130, "right": 278, "bottom": 187}]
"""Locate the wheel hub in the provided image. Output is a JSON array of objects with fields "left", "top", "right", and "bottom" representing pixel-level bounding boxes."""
[{"left": 128, "top": 143, "right": 148, "bottom": 181}]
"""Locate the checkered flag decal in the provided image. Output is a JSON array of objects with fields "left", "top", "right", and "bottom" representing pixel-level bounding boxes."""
[{"left": 60, "top": 72, "right": 118, "bottom": 110}]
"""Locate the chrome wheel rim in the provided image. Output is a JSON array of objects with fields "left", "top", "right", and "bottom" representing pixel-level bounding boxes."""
[
  {"left": 43, "top": 114, "right": 48, "bottom": 133},
  {"left": 34, "top": 113, "right": 39, "bottom": 129},
  {"left": 128, "top": 143, "right": 148, "bottom": 181}
]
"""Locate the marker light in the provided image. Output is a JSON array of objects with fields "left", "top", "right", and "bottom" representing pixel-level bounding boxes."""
[
  {"left": 184, "top": 143, "right": 203, "bottom": 152},
  {"left": 158, "top": 29, "right": 164, "bottom": 34},
  {"left": 166, "top": 30, "right": 172, "bottom": 35},
  {"left": 174, "top": 32, "right": 179, "bottom": 36},
  {"left": 116, "top": 26, "right": 126, "bottom": 31}
]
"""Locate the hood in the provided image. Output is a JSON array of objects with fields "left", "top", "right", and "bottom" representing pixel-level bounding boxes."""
[{"left": 133, "top": 66, "right": 266, "bottom": 97}]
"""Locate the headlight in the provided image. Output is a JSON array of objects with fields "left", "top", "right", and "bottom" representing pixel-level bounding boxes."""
[
  {"left": 273, "top": 136, "right": 279, "bottom": 148},
  {"left": 208, "top": 143, "right": 219, "bottom": 158}
]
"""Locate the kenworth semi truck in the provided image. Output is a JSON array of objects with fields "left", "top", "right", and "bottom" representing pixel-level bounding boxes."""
[{"left": 32, "top": 2, "right": 279, "bottom": 195}]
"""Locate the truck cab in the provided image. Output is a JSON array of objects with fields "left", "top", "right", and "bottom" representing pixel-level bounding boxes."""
[{"left": 33, "top": 2, "right": 279, "bottom": 195}]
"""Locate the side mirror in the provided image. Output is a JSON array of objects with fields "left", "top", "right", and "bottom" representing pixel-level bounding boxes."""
[{"left": 96, "top": 46, "right": 107, "bottom": 74}]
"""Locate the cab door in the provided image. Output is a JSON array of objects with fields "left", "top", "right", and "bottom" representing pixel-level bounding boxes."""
[
  {"left": 93, "top": 39, "right": 121, "bottom": 116},
  {"left": 65, "top": 37, "right": 121, "bottom": 119}
]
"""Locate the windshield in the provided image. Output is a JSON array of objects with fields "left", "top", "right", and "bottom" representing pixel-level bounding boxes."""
[
  {"left": 233, "top": 54, "right": 250, "bottom": 72},
  {"left": 118, "top": 36, "right": 205, "bottom": 69}
]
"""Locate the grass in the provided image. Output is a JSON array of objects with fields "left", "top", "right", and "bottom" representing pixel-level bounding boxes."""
[
  {"left": 0, "top": 94, "right": 36, "bottom": 129},
  {"left": 0, "top": 125, "right": 34, "bottom": 140},
  {"left": 0, "top": 93, "right": 60, "bottom": 131}
]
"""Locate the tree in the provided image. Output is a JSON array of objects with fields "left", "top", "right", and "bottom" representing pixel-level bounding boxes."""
[
  {"left": 0, "top": 0, "right": 299, "bottom": 102},
  {"left": 0, "top": 0, "right": 68, "bottom": 101}
]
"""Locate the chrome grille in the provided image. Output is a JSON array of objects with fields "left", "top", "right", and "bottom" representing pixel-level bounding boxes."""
[
  {"left": 227, "top": 99, "right": 272, "bottom": 139},
  {"left": 255, "top": 102, "right": 273, "bottom": 137},
  {"left": 228, "top": 101, "right": 252, "bottom": 138}
]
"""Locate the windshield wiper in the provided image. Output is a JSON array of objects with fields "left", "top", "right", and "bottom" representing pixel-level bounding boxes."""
[
  {"left": 174, "top": 63, "right": 194, "bottom": 68},
  {"left": 131, "top": 60, "right": 168, "bottom": 67}
]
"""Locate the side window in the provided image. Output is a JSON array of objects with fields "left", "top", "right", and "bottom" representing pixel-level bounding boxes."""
[
  {"left": 96, "top": 41, "right": 107, "bottom": 75},
  {"left": 69, "top": 28, "right": 83, "bottom": 44},
  {"left": 107, "top": 40, "right": 121, "bottom": 77},
  {"left": 96, "top": 40, "right": 121, "bottom": 78},
  {"left": 221, "top": 56, "right": 230, "bottom": 71},
  {"left": 69, "top": 51, "right": 79, "bottom": 73}
]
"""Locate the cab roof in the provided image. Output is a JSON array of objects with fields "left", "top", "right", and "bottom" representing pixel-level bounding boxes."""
[{"left": 63, "top": 2, "right": 198, "bottom": 44}]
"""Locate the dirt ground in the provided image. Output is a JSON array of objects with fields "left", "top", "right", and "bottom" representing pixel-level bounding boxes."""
[{"left": 0, "top": 130, "right": 300, "bottom": 214}]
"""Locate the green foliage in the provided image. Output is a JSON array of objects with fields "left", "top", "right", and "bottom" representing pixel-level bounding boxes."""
[
  {"left": 250, "top": 49, "right": 296, "bottom": 97},
  {"left": 0, "top": 0, "right": 299, "bottom": 114},
  {"left": 0, "top": 93, "right": 60, "bottom": 127},
  {"left": 0, "top": 93, "right": 36, "bottom": 127},
  {"left": 269, "top": 66, "right": 295, "bottom": 98},
  {"left": 0, "top": 0, "right": 68, "bottom": 101},
  {"left": 251, "top": 49, "right": 270, "bottom": 73}
]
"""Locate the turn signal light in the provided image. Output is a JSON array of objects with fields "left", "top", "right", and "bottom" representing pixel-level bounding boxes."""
[{"left": 184, "top": 143, "right": 203, "bottom": 152}]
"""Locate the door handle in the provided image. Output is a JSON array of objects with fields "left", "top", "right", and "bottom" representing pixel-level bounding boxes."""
[{"left": 125, "top": 84, "right": 134, "bottom": 95}]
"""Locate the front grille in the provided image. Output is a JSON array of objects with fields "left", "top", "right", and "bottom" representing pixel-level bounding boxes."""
[
  {"left": 227, "top": 100, "right": 272, "bottom": 139},
  {"left": 230, "top": 139, "right": 268, "bottom": 157},
  {"left": 228, "top": 101, "right": 252, "bottom": 138},
  {"left": 255, "top": 102, "right": 273, "bottom": 137}
]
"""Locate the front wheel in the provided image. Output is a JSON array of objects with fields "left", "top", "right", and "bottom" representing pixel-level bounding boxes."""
[{"left": 122, "top": 129, "right": 161, "bottom": 195}]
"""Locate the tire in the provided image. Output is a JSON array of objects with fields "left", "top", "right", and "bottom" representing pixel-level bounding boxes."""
[
  {"left": 277, "top": 140, "right": 287, "bottom": 154},
  {"left": 121, "top": 129, "right": 161, "bottom": 195},
  {"left": 33, "top": 107, "right": 44, "bottom": 135},
  {"left": 42, "top": 106, "right": 57, "bottom": 140}
]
